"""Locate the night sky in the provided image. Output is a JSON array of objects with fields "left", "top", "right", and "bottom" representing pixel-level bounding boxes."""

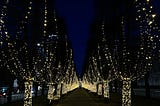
[
  {"left": 55, "top": 0, "right": 94, "bottom": 76},
  {"left": 55, "top": 0, "right": 160, "bottom": 76},
  {"left": 2, "top": 0, "right": 160, "bottom": 77}
]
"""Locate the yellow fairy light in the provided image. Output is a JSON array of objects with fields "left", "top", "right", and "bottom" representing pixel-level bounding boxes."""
[
  {"left": 152, "top": 14, "right": 156, "bottom": 18},
  {"left": 150, "top": 36, "right": 154, "bottom": 41},
  {"left": 148, "top": 21, "right": 153, "bottom": 25},
  {"left": 29, "top": 7, "right": 32, "bottom": 10},
  {"left": 0, "top": 41, "right": 3, "bottom": 45},
  {"left": 142, "top": 8, "right": 146, "bottom": 11},
  {"left": 44, "top": 23, "right": 47, "bottom": 26}
]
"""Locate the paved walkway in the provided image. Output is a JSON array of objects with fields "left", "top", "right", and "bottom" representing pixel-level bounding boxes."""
[
  {"left": 57, "top": 89, "right": 97, "bottom": 106},
  {"left": 55, "top": 88, "right": 107, "bottom": 106}
]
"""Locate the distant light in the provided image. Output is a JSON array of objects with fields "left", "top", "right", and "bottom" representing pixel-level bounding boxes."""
[
  {"left": 52, "top": 34, "right": 57, "bottom": 37},
  {"left": 29, "top": 7, "right": 32, "bottom": 10},
  {"left": 0, "top": 42, "right": 3, "bottom": 45},
  {"left": 152, "top": 14, "right": 156, "bottom": 18},
  {"left": 44, "top": 23, "right": 47, "bottom": 26},
  {"left": 49, "top": 34, "right": 57, "bottom": 38},
  {"left": 6, "top": 0, "right": 9, "bottom": 4},
  {"left": 142, "top": 8, "right": 146, "bottom": 11},
  {"left": 37, "top": 43, "right": 40, "bottom": 46},
  {"left": 148, "top": 21, "right": 153, "bottom": 25}
]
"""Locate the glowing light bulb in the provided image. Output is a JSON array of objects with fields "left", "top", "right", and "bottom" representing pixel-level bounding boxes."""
[
  {"left": 148, "top": 21, "right": 153, "bottom": 25},
  {"left": 152, "top": 14, "right": 156, "bottom": 18},
  {"left": 142, "top": 8, "right": 146, "bottom": 11},
  {"left": 44, "top": 23, "right": 47, "bottom": 26}
]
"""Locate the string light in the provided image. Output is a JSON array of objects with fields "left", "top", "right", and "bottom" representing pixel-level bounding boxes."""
[
  {"left": 83, "top": 0, "right": 159, "bottom": 106},
  {"left": 1, "top": 0, "right": 78, "bottom": 105}
]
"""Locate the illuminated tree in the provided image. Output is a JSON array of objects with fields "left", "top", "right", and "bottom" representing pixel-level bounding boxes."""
[
  {"left": 61, "top": 47, "right": 79, "bottom": 94},
  {"left": 35, "top": 0, "right": 78, "bottom": 102},
  {"left": 107, "top": 0, "right": 159, "bottom": 106},
  {"left": 83, "top": 0, "right": 159, "bottom": 106},
  {"left": 1, "top": 1, "right": 36, "bottom": 105},
  {"left": 82, "top": 20, "right": 116, "bottom": 100},
  {"left": 0, "top": 1, "right": 16, "bottom": 102},
  {"left": 1, "top": 0, "right": 63, "bottom": 105}
]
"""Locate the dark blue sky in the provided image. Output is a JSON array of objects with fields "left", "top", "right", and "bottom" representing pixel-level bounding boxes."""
[
  {"left": 55, "top": 0, "right": 94, "bottom": 76},
  {"left": 55, "top": 0, "right": 160, "bottom": 76}
]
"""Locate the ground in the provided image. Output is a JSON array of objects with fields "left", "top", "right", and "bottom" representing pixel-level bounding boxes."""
[{"left": 1, "top": 88, "right": 160, "bottom": 106}]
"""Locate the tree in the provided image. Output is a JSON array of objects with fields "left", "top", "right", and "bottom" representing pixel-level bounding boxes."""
[
  {"left": 83, "top": 0, "right": 159, "bottom": 106},
  {"left": 1, "top": 0, "right": 64, "bottom": 105},
  {"left": 106, "top": 0, "right": 159, "bottom": 106},
  {"left": 82, "top": 20, "right": 116, "bottom": 99}
]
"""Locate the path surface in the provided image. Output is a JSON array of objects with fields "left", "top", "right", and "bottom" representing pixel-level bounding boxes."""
[{"left": 55, "top": 88, "right": 105, "bottom": 106}]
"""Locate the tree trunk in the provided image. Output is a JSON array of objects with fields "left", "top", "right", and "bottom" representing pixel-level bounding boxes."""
[
  {"left": 56, "top": 83, "right": 61, "bottom": 99},
  {"left": 122, "top": 78, "right": 131, "bottom": 106},
  {"left": 96, "top": 83, "right": 98, "bottom": 94},
  {"left": 24, "top": 80, "right": 33, "bottom": 106},
  {"left": 103, "top": 80, "right": 110, "bottom": 99},
  {"left": 47, "top": 83, "right": 54, "bottom": 101},
  {"left": 62, "top": 83, "right": 67, "bottom": 94},
  {"left": 98, "top": 83, "right": 102, "bottom": 96},
  {"left": 60, "top": 83, "right": 63, "bottom": 96}
]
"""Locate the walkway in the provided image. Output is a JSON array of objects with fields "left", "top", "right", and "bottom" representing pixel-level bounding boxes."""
[
  {"left": 54, "top": 88, "right": 160, "bottom": 106},
  {"left": 55, "top": 88, "right": 105, "bottom": 106}
]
